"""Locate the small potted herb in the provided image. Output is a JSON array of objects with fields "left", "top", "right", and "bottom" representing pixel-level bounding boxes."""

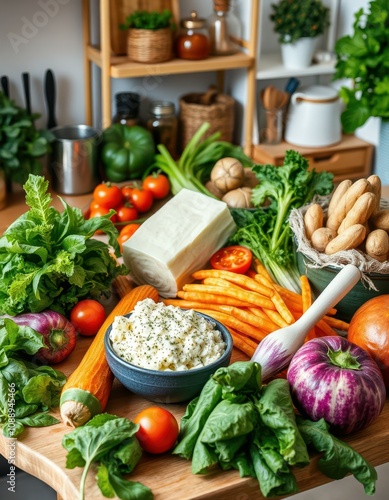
[
  {"left": 120, "top": 9, "right": 174, "bottom": 63},
  {"left": 270, "top": 0, "right": 330, "bottom": 69},
  {"left": 0, "top": 91, "right": 53, "bottom": 208},
  {"left": 333, "top": 0, "right": 389, "bottom": 182}
]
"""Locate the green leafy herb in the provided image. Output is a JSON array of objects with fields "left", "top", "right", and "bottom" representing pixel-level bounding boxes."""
[
  {"left": 229, "top": 150, "right": 334, "bottom": 292},
  {"left": 62, "top": 413, "right": 153, "bottom": 500},
  {"left": 297, "top": 416, "right": 377, "bottom": 496},
  {"left": 0, "top": 317, "right": 65, "bottom": 437},
  {"left": 173, "top": 362, "right": 377, "bottom": 498},
  {"left": 270, "top": 0, "right": 330, "bottom": 44},
  {"left": 151, "top": 122, "right": 254, "bottom": 196},
  {"left": 120, "top": 9, "right": 173, "bottom": 30},
  {"left": 0, "top": 174, "right": 127, "bottom": 315},
  {"left": 0, "top": 91, "right": 54, "bottom": 185},
  {"left": 333, "top": 0, "right": 389, "bottom": 132}
]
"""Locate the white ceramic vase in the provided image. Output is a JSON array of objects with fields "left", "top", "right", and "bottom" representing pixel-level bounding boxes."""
[{"left": 281, "top": 37, "right": 318, "bottom": 70}]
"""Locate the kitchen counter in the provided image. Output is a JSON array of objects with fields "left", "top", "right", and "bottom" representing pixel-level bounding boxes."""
[{"left": 0, "top": 183, "right": 389, "bottom": 499}]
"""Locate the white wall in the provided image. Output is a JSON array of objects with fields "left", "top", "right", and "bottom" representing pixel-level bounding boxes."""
[{"left": 0, "top": 0, "right": 376, "bottom": 145}]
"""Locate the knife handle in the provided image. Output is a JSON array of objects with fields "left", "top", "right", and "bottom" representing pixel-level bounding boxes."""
[
  {"left": 22, "top": 72, "right": 32, "bottom": 115},
  {"left": 45, "top": 69, "right": 57, "bottom": 129}
]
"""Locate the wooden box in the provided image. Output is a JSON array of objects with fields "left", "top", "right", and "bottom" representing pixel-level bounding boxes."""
[
  {"left": 251, "top": 135, "right": 374, "bottom": 182},
  {"left": 109, "top": 0, "right": 178, "bottom": 55}
]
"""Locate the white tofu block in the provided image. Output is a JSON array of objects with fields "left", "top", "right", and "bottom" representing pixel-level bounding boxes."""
[{"left": 122, "top": 189, "right": 237, "bottom": 297}]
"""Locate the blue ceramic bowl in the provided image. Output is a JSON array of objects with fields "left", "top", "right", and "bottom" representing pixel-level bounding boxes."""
[
  {"left": 296, "top": 251, "right": 389, "bottom": 323},
  {"left": 104, "top": 311, "right": 233, "bottom": 403}
]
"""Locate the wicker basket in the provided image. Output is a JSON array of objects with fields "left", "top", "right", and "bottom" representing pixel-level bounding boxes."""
[
  {"left": 179, "top": 88, "right": 235, "bottom": 150},
  {"left": 110, "top": 0, "right": 177, "bottom": 55},
  {"left": 127, "top": 27, "right": 173, "bottom": 63}
]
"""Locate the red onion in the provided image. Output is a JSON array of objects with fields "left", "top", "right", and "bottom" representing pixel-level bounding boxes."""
[
  {"left": 287, "top": 336, "right": 386, "bottom": 435},
  {"left": 11, "top": 310, "right": 77, "bottom": 364}
]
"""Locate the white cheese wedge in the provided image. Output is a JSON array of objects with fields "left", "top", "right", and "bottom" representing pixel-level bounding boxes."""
[{"left": 122, "top": 188, "right": 237, "bottom": 297}]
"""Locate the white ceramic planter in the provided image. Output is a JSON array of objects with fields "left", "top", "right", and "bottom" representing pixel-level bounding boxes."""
[{"left": 281, "top": 37, "right": 318, "bottom": 69}]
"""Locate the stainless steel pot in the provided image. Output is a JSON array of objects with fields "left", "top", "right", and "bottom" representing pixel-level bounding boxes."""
[{"left": 49, "top": 125, "right": 101, "bottom": 195}]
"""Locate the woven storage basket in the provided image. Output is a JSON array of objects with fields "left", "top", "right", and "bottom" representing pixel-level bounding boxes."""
[
  {"left": 110, "top": 0, "right": 176, "bottom": 55},
  {"left": 127, "top": 27, "right": 173, "bottom": 63},
  {"left": 179, "top": 89, "right": 235, "bottom": 149}
]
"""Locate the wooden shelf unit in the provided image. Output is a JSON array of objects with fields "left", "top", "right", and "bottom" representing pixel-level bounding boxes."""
[
  {"left": 82, "top": 0, "right": 259, "bottom": 154},
  {"left": 252, "top": 135, "right": 374, "bottom": 182}
]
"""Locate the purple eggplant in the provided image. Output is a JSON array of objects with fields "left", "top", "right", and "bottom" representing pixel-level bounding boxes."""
[
  {"left": 11, "top": 311, "right": 77, "bottom": 364},
  {"left": 287, "top": 336, "right": 386, "bottom": 435}
]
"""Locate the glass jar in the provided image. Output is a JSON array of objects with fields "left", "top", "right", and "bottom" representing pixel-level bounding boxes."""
[
  {"left": 208, "top": 0, "right": 241, "bottom": 56},
  {"left": 112, "top": 92, "right": 140, "bottom": 126},
  {"left": 175, "top": 10, "right": 210, "bottom": 60},
  {"left": 147, "top": 101, "right": 178, "bottom": 158}
]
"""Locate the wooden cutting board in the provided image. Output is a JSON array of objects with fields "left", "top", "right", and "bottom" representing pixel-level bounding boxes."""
[{"left": 0, "top": 335, "right": 388, "bottom": 500}]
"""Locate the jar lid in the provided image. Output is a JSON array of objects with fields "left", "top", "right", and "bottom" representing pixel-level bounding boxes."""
[
  {"left": 213, "top": 0, "right": 231, "bottom": 12},
  {"left": 296, "top": 85, "right": 339, "bottom": 101},
  {"left": 180, "top": 10, "right": 206, "bottom": 29},
  {"left": 150, "top": 100, "right": 175, "bottom": 116}
]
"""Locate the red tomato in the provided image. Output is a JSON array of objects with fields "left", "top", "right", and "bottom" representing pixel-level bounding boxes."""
[
  {"left": 70, "top": 299, "right": 106, "bottom": 337},
  {"left": 348, "top": 295, "right": 389, "bottom": 388},
  {"left": 131, "top": 188, "right": 154, "bottom": 213},
  {"left": 142, "top": 173, "right": 171, "bottom": 200},
  {"left": 116, "top": 204, "right": 139, "bottom": 224},
  {"left": 89, "top": 206, "right": 117, "bottom": 223},
  {"left": 210, "top": 245, "right": 253, "bottom": 274},
  {"left": 133, "top": 406, "right": 179, "bottom": 454},
  {"left": 89, "top": 200, "right": 101, "bottom": 211},
  {"left": 118, "top": 223, "right": 141, "bottom": 251},
  {"left": 93, "top": 182, "right": 123, "bottom": 209},
  {"left": 122, "top": 183, "right": 139, "bottom": 201}
]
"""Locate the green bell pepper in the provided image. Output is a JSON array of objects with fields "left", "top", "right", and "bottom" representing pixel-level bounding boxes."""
[{"left": 101, "top": 124, "right": 155, "bottom": 182}]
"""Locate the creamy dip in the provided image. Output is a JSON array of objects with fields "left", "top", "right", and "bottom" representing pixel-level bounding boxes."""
[{"left": 109, "top": 298, "right": 226, "bottom": 371}]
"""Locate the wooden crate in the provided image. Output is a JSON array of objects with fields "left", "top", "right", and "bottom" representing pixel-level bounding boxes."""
[
  {"left": 110, "top": 0, "right": 179, "bottom": 55},
  {"left": 251, "top": 135, "right": 374, "bottom": 182}
]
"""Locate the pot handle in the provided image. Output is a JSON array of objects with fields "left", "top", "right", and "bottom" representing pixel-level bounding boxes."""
[{"left": 290, "top": 92, "right": 305, "bottom": 105}]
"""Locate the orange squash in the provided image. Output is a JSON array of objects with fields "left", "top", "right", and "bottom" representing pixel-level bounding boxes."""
[{"left": 60, "top": 285, "right": 159, "bottom": 427}]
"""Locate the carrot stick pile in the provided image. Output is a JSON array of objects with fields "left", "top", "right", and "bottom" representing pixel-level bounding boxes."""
[{"left": 162, "top": 259, "right": 350, "bottom": 358}]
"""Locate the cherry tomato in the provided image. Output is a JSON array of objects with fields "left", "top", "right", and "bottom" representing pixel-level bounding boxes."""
[
  {"left": 118, "top": 223, "right": 141, "bottom": 251},
  {"left": 210, "top": 245, "right": 253, "bottom": 274},
  {"left": 116, "top": 204, "right": 139, "bottom": 224},
  {"left": 133, "top": 406, "right": 179, "bottom": 454},
  {"left": 93, "top": 182, "right": 123, "bottom": 209},
  {"left": 142, "top": 173, "right": 171, "bottom": 200},
  {"left": 131, "top": 188, "right": 154, "bottom": 213},
  {"left": 120, "top": 223, "right": 141, "bottom": 237},
  {"left": 70, "top": 299, "right": 106, "bottom": 337},
  {"left": 122, "top": 182, "right": 140, "bottom": 201},
  {"left": 89, "top": 206, "right": 117, "bottom": 223},
  {"left": 89, "top": 200, "right": 102, "bottom": 211}
]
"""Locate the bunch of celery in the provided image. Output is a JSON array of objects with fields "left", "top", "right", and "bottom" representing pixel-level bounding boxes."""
[
  {"left": 152, "top": 122, "right": 253, "bottom": 195},
  {"left": 230, "top": 151, "right": 334, "bottom": 292}
]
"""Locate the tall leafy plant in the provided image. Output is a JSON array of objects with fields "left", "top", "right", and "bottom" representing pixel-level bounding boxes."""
[
  {"left": 333, "top": 0, "right": 389, "bottom": 133},
  {"left": 0, "top": 91, "right": 53, "bottom": 185}
]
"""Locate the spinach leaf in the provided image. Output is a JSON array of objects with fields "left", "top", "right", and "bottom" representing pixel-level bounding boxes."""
[
  {"left": 249, "top": 441, "right": 298, "bottom": 498},
  {"left": 0, "top": 318, "right": 65, "bottom": 437},
  {"left": 258, "top": 379, "right": 309, "bottom": 466},
  {"left": 63, "top": 413, "right": 152, "bottom": 500},
  {"left": 297, "top": 417, "right": 377, "bottom": 495},
  {"left": 172, "top": 378, "right": 222, "bottom": 459}
]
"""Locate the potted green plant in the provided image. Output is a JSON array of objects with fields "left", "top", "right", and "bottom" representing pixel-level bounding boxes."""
[
  {"left": 270, "top": 0, "right": 330, "bottom": 69},
  {"left": 0, "top": 91, "right": 53, "bottom": 208},
  {"left": 333, "top": 0, "right": 389, "bottom": 182},
  {"left": 120, "top": 9, "right": 174, "bottom": 64}
]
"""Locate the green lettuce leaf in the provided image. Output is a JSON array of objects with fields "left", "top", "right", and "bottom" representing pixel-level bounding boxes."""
[{"left": 297, "top": 417, "right": 377, "bottom": 495}]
